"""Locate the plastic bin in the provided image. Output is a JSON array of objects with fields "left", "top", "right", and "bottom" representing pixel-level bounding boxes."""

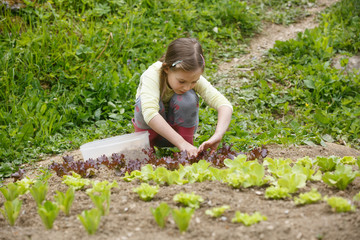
[{"left": 80, "top": 131, "right": 150, "bottom": 160}]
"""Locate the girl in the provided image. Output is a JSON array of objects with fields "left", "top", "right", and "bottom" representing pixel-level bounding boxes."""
[{"left": 133, "top": 38, "right": 232, "bottom": 157}]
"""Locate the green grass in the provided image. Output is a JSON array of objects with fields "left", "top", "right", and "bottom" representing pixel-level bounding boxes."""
[{"left": 1, "top": 0, "right": 359, "bottom": 178}]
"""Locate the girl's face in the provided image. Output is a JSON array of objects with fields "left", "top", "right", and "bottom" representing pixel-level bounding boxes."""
[{"left": 165, "top": 68, "right": 203, "bottom": 95}]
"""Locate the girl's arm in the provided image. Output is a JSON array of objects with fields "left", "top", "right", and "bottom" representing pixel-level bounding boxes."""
[
  {"left": 198, "top": 105, "right": 232, "bottom": 153},
  {"left": 148, "top": 114, "right": 199, "bottom": 157}
]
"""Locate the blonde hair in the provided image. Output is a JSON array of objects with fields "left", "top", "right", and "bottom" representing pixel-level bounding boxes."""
[{"left": 159, "top": 38, "right": 205, "bottom": 99}]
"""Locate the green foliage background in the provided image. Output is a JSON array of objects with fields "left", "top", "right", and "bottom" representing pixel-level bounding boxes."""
[{"left": 0, "top": 0, "right": 359, "bottom": 177}]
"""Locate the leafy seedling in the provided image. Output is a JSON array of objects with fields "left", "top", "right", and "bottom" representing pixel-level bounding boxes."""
[
  {"left": 231, "top": 211, "right": 267, "bottom": 226},
  {"left": 172, "top": 207, "right": 194, "bottom": 233},
  {"left": 294, "top": 188, "right": 322, "bottom": 205},
  {"left": 325, "top": 196, "right": 356, "bottom": 212},
  {"left": 54, "top": 187, "right": 75, "bottom": 216},
  {"left": 30, "top": 181, "right": 48, "bottom": 206},
  {"left": 322, "top": 164, "right": 358, "bottom": 190},
  {"left": 78, "top": 208, "right": 102, "bottom": 235},
  {"left": 0, "top": 182, "right": 27, "bottom": 201},
  {"left": 86, "top": 180, "right": 118, "bottom": 216},
  {"left": 205, "top": 205, "right": 230, "bottom": 218},
  {"left": 173, "top": 192, "right": 204, "bottom": 209},
  {"left": 37, "top": 200, "right": 60, "bottom": 229},
  {"left": 150, "top": 202, "right": 171, "bottom": 228},
  {"left": 0, "top": 199, "right": 22, "bottom": 226},
  {"left": 62, "top": 172, "right": 91, "bottom": 190},
  {"left": 265, "top": 186, "right": 291, "bottom": 199},
  {"left": 133, "top": 183, "right": 159, "bottom": 201}
]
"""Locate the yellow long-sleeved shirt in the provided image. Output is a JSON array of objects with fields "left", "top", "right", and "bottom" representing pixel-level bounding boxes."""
[{"left": 136, "top": 61, "right": 233, "bottom": 124}]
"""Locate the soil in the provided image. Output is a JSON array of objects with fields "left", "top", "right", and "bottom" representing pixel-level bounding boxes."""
[{"left": 2, "top": 0, "right": 360, "bottom": 240}]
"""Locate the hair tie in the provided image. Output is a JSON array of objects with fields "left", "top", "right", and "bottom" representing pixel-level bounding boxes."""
[
  {"left": 172, "top": 60, "right": 183, "bottom": 67},
  {"left": 200, "top": 54, "right": 205, "bottom": 66}
]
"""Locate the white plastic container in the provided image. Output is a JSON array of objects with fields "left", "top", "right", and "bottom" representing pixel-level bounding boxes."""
[{"left": 80, "top": 132, "right": 150, "bottom": 160}]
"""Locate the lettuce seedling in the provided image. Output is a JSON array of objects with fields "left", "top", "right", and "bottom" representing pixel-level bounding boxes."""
[
  {"left": 37, "top": 200, "right": 60, "bottom": 229},
  {"left": 171, "top": 207, "right": 194, "bottom": 233},
  {"left": 30, "top": 181, "right": 48, "bottom": 206},
  {"left": 133, "top": 183, "right": 159, "bottom": 201},
  {"left": 263, "top": 157, "right": 293, "bottom": 178},
  {"left": 231, "top": 211, "right": 267, "bottom": 226},
  {"left": 265, "top": 186, "right": 291, "bottom": 199},
  {"left": 205, "top": 205, "right": 230, "bottom": 218},
  {"left": 277, "top": 173, "right": 307, "bottom": 193},
  {"left": 0, "top": 182, "right": 27, "bottom": 201},
  {"left": 62, "top": 172, "right": 90, "bottom": 190},
  {"left": 54, "top": 187, "right": 75, "bottom": 216},
  {"left": 150, "top": 202, "right": 171, "bottom": 228},
  {"left": 340, "top": 156, "right": 356, "bottom": 165},
  {"left": 315, "top": 156, "right": 339, "bottom": 172},
  {"left": 78, "top": 208, "right": 102, "bottom": 235},
  {"left": 0, "top": 199, "right": 22, "bottom": 226},
  {"left": 86, "top": 180, "right": 118, "bottom": 216},
  {"left": 353, "top": 192, "right": 360, "bottom": 202},
  {"left": 325, "top": 196, "right": 356, "bottom": 212},
  {"left": 154, "top": 167, "right": 188, "bottom": 185},
  {"left": 322, "top": 164, "right": 358, "bottom": 190},
  {"left": 173, "top": 192, "right": 204, "bottom": 209},
  {"left": 294, "top": 188, "right": 322, "bottom": 205}
]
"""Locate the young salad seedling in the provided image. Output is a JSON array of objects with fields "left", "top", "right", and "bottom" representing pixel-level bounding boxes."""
[
  {"left": 231, "top": 211, "right": 267, "bottom": 226},
  {"left": 62, "top": 172, "right": 91, "bottom": 190},
  {"left": 37, "top": 200, "right": 60, "bottom": 229},
  {"left": 133, "top": 183, "right": 159, "bottom": 201},
  {"left": 0, "top": 182, "right": 27, "bottom": 201},
  {"left": 0, "top": 199, "right": 22, "bottom": 226},
  {"left": 54, "top": 187, "right": 75, "bottom": 216},
  {"left": 325, "top": 196, "right": 356, "bottom": 212},
  {"left": 150, "top": 202, "right": 171, "bottom": 228},
  {"left": 86, "top": 180, "right": 118, "bottom": 216},
  {"left": 173, "top": 192, "right": 204, "bottom": 209},
  {"left": 30, "top": 181, "right": 48, "bottom": 206},
  {"left": 205, "top": 205, "right": 230, "bottom": 218},
  {"left": 294, "top": 188, "right": 322, "bottom": 205},
  {"left": 172, "top": 207, "right": 194, "bottom": 233},
  {"left": 78, "top": 208, "right": 102, "bottom": 235}
]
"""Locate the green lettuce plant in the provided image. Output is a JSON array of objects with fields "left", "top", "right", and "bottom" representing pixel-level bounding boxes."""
[
  {"left": 62, "top": 172, "right": 91, "bottom": 190},
  {"left": 171, "top": 207, "right": 194, "bottom": 233},
  {"left": 0, "top": 199, "right": 22, "bottom": 226},
  {"left": 54, "top": 187, "right": 75, "bottom": 216},
  {"left": 277, "top": 173, "right": 307, "bottom": 193},
  {"left": 265, "top": 186, "right": 291, "bottom": 199},
  {"left": 173, "top": 192, "right": 204, "bottom": 209},
  {"left": 231, "top": 211, "right": 267, "bottom": 226},
  {"left": 86, "top": 180, "right": 118, "bottom": 216},
  {"left": 294, "top": 188, "right": 322, "bottom": 205},
  {"left": 205, "top": 205, "right": 230, "bottom": 218},
  {"left": 315, "top": 156, "right": 339, "bottom": 172},
  {"left": 322, "top": 164, "right": 358, "bottom": 190},
  {"left": 325, "top": 196, "right": 356, "bottom": 212},
  {"left": 37, "top": 200, "right": 60, "bottom": 229},
  {"left": 30, "top": 181, "right": 48, "bottom": 206},
  {"left": 133, "top": 183, "right": 159, "bottom": 201},
  {"left": 0, "top": 182, "right": 27, "bottom": 201},
  {"left": 150, "top": 202, "right": 171, "bottom": 228},
  {"left": 78, "top": 208, "right": 102, "bottom": 235}
]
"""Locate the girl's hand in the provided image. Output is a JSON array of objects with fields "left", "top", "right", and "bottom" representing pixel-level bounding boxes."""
[
  {"left": 198, "top": 134, "right": 222, "bottom": 154},
  {"left": 179, "top": 141, "right": 198, "bottom": 158}
]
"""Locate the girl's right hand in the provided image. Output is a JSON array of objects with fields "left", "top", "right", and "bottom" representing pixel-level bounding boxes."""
[{"left": 178, "top": 141, "right": 198, "bottom": 158}]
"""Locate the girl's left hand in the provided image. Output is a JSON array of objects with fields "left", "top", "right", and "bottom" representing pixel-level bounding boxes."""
[{"left": 198, "top": 135, "right": 222, "bottom": 154}]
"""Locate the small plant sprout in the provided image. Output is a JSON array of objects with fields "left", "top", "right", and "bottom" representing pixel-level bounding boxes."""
[
  {"left": 205, "top": 205, "right": 230, "bottom": 218},
  {"left": 37, "top": 200, "right": 60, "bottom": 229},
  {"left": 133, "top": 183, "right": 159, "bottom": 201},
  {"left": 86, "top": 180, "right": 118, "bottom": 216},
  {"left": 171, "top": 207, "right": 194, "bottom": 233},
  {"left": 54, "top": 187, "right": 75, "bottom": 216},
  {"left": 353, "top": 192, "right": 360, "bottom": 202},
  {"left": 265, "top": 186, "right": 291, "bottom": 199},
  {"left": 0, "top": 199, "right": 22, "bottom": 226},
  {"left": 30, "top": 181, "right": 49, "bottom": 206},
  {"left": 325, "top": 196, "right": 356, "bottom": 212},
  {"left": 0, "top": 182, "right": 27, "bottom": 201},
  {"left": 173, "top": 192, "right": 204, "bottom": 209},
  {"left": 231, "top": 211, "right": 267, "bottom": 226},
  {"left": 294, "top": 188, "right": 322, "bottom": 205},
  {"left": 78, "top": 208, "right": 102, "bottom": 235},
  {"left": 150, "top": 202, "right": 171, "bottom": 228},
  {"left": 62, "top": 172, "right": 91, "bottom": 190}
]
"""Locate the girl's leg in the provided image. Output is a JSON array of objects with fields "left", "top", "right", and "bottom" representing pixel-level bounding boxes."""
[
  {"left": 133, "top": 97, "right": 166, "bottom": 147},
  {"left": 168, "top": 89, "right": 199, "bottom": 144}
]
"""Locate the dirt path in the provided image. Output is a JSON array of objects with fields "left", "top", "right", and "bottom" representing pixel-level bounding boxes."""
[{"left": 218, "top": 0, "right": 341, "bottom": 73}]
